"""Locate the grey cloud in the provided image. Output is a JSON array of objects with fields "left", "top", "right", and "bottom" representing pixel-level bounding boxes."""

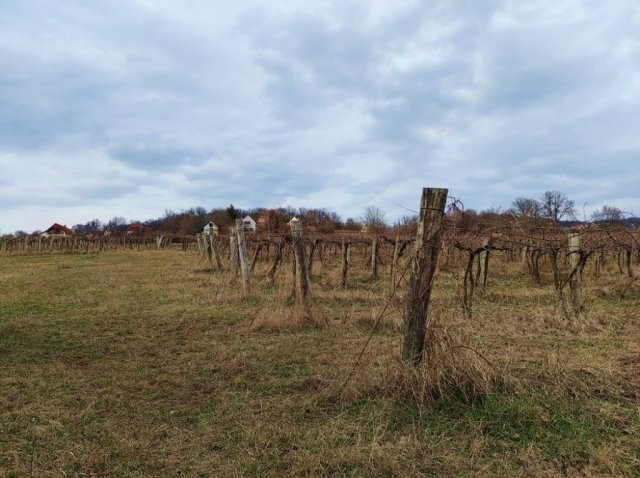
[
  {"left": 111, "top": 146, "right": 204, "bottom": 170},
  {"left": 1, "top": 1, "right": 640, "bottom": 232}
]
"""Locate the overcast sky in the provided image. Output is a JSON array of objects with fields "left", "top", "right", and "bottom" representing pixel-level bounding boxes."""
[{"left": 1, "top": 0, "right": 639, "bottom": 233}]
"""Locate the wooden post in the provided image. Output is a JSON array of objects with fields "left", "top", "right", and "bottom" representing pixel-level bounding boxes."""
[
  {"left": 267, "top": 239, "right": 284, "bottom": 284},
  {"left": 229, "top": 228, "right": 239, "bottom": 276},
  {"left": 478, "top": 238, "right": 490, "bottom": 292},
  {"left": 307, "top": 240, "right": 316, "bottom": 277},
  {"left": 209, "top": 225, "right": 222, "bottom": 271},
  {"left": 196, "top": 233, "right": 205, "bottom": 257},
  {"left": 235, "top": 220, "right": 251, "bottom": 298},
  {"left": 250, "top": 243, "right": 263, "bottom": 273},
  {"left": 341, "top": 239, "right": 350, "bottom": 289},
  {"left": 568, "top": 232, "right": 583, "bottom": 316},
  {"left": 402, "top": 187, "right": 448, "bottom": 366},
  {"left": 390, "top": 235, "right": 400, "bottom": 288},
  {"left": 370, "top": 238, "right": 379, "bottom": 279},
  {"left": 318, "top": 241, "right": 325, "bottom": 267},
  {"left": 290, "top": 218, "right": 312, "bottom": 320}
]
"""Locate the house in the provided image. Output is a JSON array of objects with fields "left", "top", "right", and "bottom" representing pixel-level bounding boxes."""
[
  {"left": 242, "top": 215, "right": 257, "bottom": 232},
  {"left": 127, "top": 223, "right": 145, "bottom": 235},
  {"left": 39, "top": 223, "right": 75, "bottom": 238},
  {"left": 203, "top": 222, "right": 218, "bottom": 236}
]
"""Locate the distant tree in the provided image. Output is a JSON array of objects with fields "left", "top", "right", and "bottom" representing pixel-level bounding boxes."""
[
  {"left": 510, "top": 197, "right": 541, "bottom": 218},
  {"left": 450, "top": 208, "right": 479, "bottom": 231},
  {"left": 343, "top": 218, "right": 361, "bottom": 231},
  {"left": 106, "top": 216, "right": 128, "bottom": 232},
  {"left": 226, "top": 204, "right": 241, "bottom": 222},
  {"left": 14, "top": 230, "right": 28, "bottom": 237},
  {"left": 73, "top": 218, "right": 103, "bottom": 235},
  {"left": 591, "top": 205, "right": 624, "bottom": 223},
  {"left": 144, "top": 217, "right": 164, "bottom": 230},
  {"left": 478, "top": 206, "right": 501, "bottom": 216},
  {"left": 208, "top": 208, "right": 233, "bottom": 232},
  {"left": 279, "top": 206, "right": 297, "bottom": 220},
  {"left": 360, "top": 206, "right": 387, "bottom": 232},
  {"left": 177, "top": 214, "right": 199, "bottom": 234},
  {"left": 539, "top": 190, "right": 576, "bottom": 224},
  {"left": 297, "top": 208, "right": 342, "bottom": 233},
  {"left": 160, "top": 210, "right": 180, "bottom": 234},
  {"left": 393, "top": 215, "right": 418, "bottom": 235}
]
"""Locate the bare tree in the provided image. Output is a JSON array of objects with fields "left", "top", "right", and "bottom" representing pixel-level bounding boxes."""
[
  {"left": 591, "top": 205, "right": 624, "bottom": 223},
  {"left": 360, "top": 206, "right": 387, "bottom": 233},
  {"left": 539, "top": 190, "right": 576, "bottom": 224},
  {"left": 510, "top": 197, "right": 541, "bottom": 218}
]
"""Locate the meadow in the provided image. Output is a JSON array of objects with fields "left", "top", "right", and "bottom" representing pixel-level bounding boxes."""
[{"left": 1, "top": 245, "right": 639, "bottom": 477}]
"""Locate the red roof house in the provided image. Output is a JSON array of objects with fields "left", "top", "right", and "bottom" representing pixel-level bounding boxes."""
[
  {"left": 127, "top": 223, "right": 146, "bottom": 235},
  {"left": 40, "top": 223, "right": 75, "bottom": 237}
]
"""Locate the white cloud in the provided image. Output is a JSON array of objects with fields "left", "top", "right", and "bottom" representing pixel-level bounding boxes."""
[{"left": 1, "top": 0, "right": 640, "bottom": 232}]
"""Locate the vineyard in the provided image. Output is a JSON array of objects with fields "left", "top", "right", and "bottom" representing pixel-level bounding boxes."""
[
  {"left": 4, "top": 201, "right": 639, "bottom": 324},
  {"left": 2, "top": 190, "right": 640, "bottom": 476}
]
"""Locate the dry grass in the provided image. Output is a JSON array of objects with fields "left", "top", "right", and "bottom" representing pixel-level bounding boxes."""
[{"left": 1, "top": 247, "right": 640, "bottom": 477}]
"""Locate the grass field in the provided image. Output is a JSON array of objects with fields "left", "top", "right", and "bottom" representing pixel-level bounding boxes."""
[{"left": 1, "top": 248, "right": 640, "bottom": 477}]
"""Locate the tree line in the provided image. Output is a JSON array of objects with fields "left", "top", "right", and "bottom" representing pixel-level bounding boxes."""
[{"left": 7, "top": 190, "right": 635, "bottom": 238}]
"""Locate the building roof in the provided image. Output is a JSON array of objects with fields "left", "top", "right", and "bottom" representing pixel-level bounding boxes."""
[{"left": 44, "top": 223, "right": 74, "bottom": 236}]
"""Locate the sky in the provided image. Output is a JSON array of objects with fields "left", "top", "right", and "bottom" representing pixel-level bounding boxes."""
[{"left": 1, "top": 0, "right": 639, "bottom": 233}]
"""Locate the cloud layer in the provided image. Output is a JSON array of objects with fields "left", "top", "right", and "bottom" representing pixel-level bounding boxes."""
[{"left": 2, "top": 0, "right": 639, "bottom": 232}]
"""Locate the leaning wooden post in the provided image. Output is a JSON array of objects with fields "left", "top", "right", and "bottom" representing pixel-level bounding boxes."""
[
  {"left": 249, "top": 243, "right": 263, "bottom": 273},
  {"left": 267, "top": 239, "right": 284, "bottom": 284},
  {"left": 341, "top": 239, "right": 350, "bottom": 289},
  {"left": 370, "top": 237, "right": 379, "bottom": 280},
  {"left": 229, "top": 228, "right": 240, "bottom": 276},
  {"left": 235, "top": 219, "right": 251, "bottom": 298},
  {"left": 209, "top": 225, "right": 223, "bottom": 271},
  {"left": 568, "top": 232, "right": 583, "bottom": 316},
  {"left": 402, "top": 187, "right": 448, "bottom": 366},
  {"left": 290, "top": 218, "right": 312, "bottom": 320}
]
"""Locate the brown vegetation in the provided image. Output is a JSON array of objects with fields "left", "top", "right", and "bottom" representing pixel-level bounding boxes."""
[{"left": 1, "top": 222, "right": 640, "bottom": 476}]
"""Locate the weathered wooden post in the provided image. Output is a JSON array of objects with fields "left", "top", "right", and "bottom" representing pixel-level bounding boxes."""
[
  {"left": 290, "top": 218, "right": 312, "bottom": 320},
  {"left": 249, "top": 243, "right": 263, "bottom": 273},
  {"left": 568, "top": 232, "right": 583, "bottom": 316},
  {"left": 266, "top": 239, "right": 285, "bottom": 284},
  {"left": 402, "top": 187, "right": 448, "bottom": 366},
  {"left": 370, "top": 237, "right": 379, "bottom": 280},
  {"left": 208, "top": 225, "right": 223, "bottom": 271},
  {"left": 235, "top": 219, "right": 251, "bottom": 298},
  {"left": 341, "top": 239, "right": 350, "bottom": 289},
  {"left": 318, "top": 241, "right": 325, "bottom": 267},
  {"left": 307, "top": 239, "right": 316, "bottom": 277},
  {"left": 196, "top": 233, "right": 205, "bottom": 257},
  {"left": 229, "top": 228, "right": 239, "bottom": 276},
  {"left": 478, "top": 238, "right": 490, "bottom": 292},
  {"left": 390, "top": 235, "right": 400, "bottom": 288}
]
